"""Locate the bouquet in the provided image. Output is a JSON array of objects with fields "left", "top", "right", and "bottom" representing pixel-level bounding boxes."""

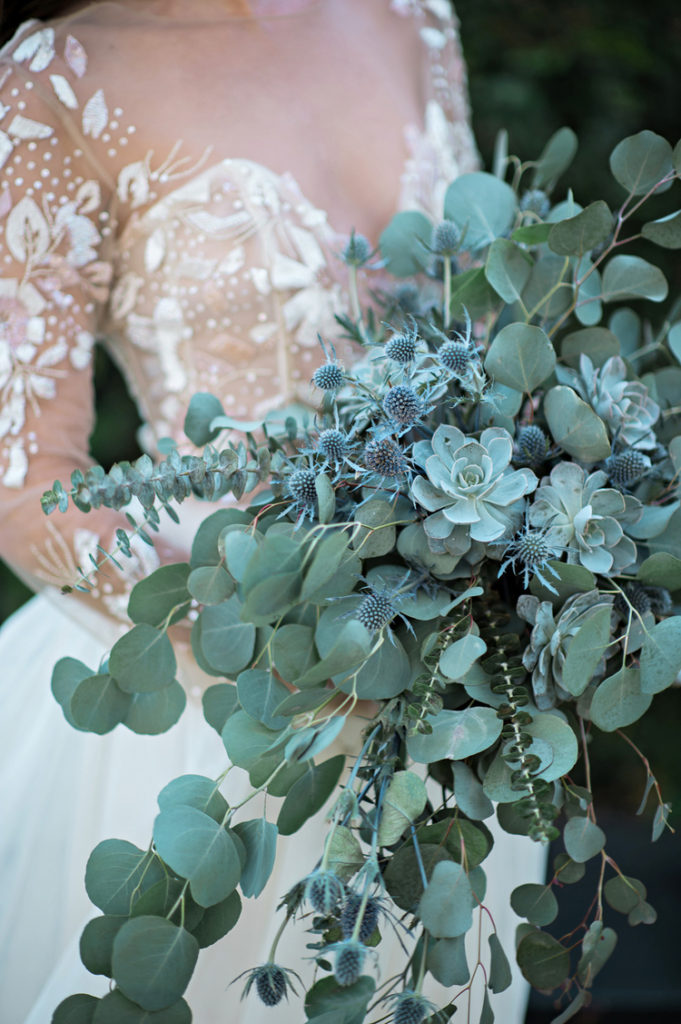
[{"left": 45, "top": 127, "right": 680, "bottom": 1024}]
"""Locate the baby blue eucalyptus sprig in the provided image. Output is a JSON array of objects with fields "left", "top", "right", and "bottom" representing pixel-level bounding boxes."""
[{"left": 47, "top": 127, "right": 681, "bottom": 1024}]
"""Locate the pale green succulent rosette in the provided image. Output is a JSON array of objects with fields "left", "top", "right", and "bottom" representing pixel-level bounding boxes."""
[
  {"left": 528, "top": 462, "right": 641, "bottom": 574},
  {"left": 516, "top": 590, "right": 613, "bottom": 709},
  {"left": 411, "top": 425, "right": 538, "bottom": 553}
]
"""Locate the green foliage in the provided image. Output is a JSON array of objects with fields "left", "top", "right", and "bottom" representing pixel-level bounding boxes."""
[{"left": 48, "top": 124, "right": 681, "bottom": 1020}]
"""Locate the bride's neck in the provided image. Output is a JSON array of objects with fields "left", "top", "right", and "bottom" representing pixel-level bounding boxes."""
[{"left": 138, "top": 0, "right": 320, "bottom": 18}]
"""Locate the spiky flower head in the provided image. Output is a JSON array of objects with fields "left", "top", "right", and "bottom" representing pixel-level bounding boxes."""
[
  {"left": 431, "top": 219, "right": 460, "bottom": 255},
  {"left": 287, "top": 468, "right": 317, "bottom": 508},
  {"left": 439, "top": 340, "right": 473, "bottom": 375},
  {"left": 363, "top": 437, "right": 408, "bottom": 478},
  {"left": 342, "top": 231, "right": 372, "bottom": 267},
  {"left": 312, "top": 362, "right": 344, "bottom": 391},
  {"left": 355, "top": 592, "right": 396, "bottom": 633},
  {"left": 393, "top": 282, "right": 420, "bottom": 313},
  {"left": 384, "top": 385, "right": 422, "bottom": 425},
  {"left": 240, "top": 964, "right": 300, "bottom": 1006},
  {"left": 391, "top": 990, "right": 434, "bottom": 1024},
  {"left": 340, "top": 893, "right": 380, "bottom": 941},
  {"left": 305, "top": 870, "right": 344, "bottom": 916},
  {"left": 499, "top": 527, "right": 560, "bottom": 593},
  {"left": 317, "top": 428, "right": 348, "bottom": 463},
  {"left": 614, "top": 581, "right": 652, "bottom": 618},
  {"left": 520, "top": 189, "right": 551, "bottom": 219},
  {"left": 515, "top": 425, "right": 550, "bottom": 468},
  {"left": 606, "top": 449, "right": 651, "bottom": 489},
  {"left": 385, "top": 331, "right": 417, "bottom": 364},
  {"left": 333, "top": 939, "right": 365, "bottom": 987}
]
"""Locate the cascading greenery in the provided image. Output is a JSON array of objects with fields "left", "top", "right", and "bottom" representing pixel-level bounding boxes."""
[{"left": 46, "top": 127, "right": 680, "bottom": 1024}]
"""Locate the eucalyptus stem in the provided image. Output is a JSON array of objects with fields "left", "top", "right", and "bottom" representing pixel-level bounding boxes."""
[{"left": 443, "top": 256, "right": 452, "bottom": 330}]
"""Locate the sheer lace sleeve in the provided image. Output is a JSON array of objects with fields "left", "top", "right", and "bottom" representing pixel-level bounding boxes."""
[
  {"left": 0, "top": 22, "right": 164, "bottom": 629},
  {"left": 395, "top": 0, "right": 479, "bottom": 218}
]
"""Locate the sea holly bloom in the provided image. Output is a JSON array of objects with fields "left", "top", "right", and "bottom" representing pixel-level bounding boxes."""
[
  {"left": 411, "top": 425, "right": 537, "bottom": 545},
  {"left": 528, "top": 462, "right": 641, "bottom": 574}
]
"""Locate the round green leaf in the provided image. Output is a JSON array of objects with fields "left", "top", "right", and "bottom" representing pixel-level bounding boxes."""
[
  {"left": 232, "top": 818, "right": 277, "bottom": 897},
  {"left": 183, "top": 391, "right": 224, "bottom": 445},
  {"left": 237, "top": 668, "right": 290, "bottom": 730},
  {"left": 522, "top": 253, "right": 572, "bottom": 318},
  {"left": 198, "top": 597, "right": 256, "bottom": 676},
  {"left": 153, "top": 807, "right": 242, "bottom": 907},
  {"left": 604, "top": 874, "right": 647, "bottom": 914},
  {"left": 92, "top": 990, "right": 191, "bottom": 1023},
  {"left": 531, "top": 127, "right": 578, "bottom": 188},
  {"left": 350, "top": 499, "right": 398, "bottom": 559},
  {"left": 407, "top": 707, "right": 502, "bottom": 764},
  {"left": 384, "top": 844, "right": 451, "bottom": 912},
  {"left": 190, "top": 890, "right": 241, "bottom": 948},
  {"left": 530, "top": 560, "right": 596, "bottom": 604},
  {"left": 304, "top": 975, "right": 376, "bottom": 1022},
  {"left": 340, "top": 632, "right": 411, "bottom": 699},
  {"left": 517, "top": 931, "right": 570, "bottom": 990},
  {"left": 379, "top": 210, "right": 433, "bottom": 276},
  {"left": 51, "top": 657, "right": 95, "bottom": 725},
  {"left": 70, "top": 674, "right": 131, "bottom": 734},
  {"left": 452, "top": 761, "right": 494, "bottom": 820},
  {"left": 511, "top": 883, "right": 559, "bottom": 925},
  {"left": 377, "top": 771, "right": 428, "bottom": 846},
  {"left": 561, "top": 606, "right": 612, "bottom": 697},
  {"left": 128, "top": 564, "right": 191, "bottom": 628},
  {"left": 484, "top": 322, "right": 556, "bottom": 393},
  {"left": 642, "top": 209, "right": 681, "bottom": 249},
  {"left": 419, "top": 860, "right": 473, "bottom": 938},
  {"left": 277, "top": 754, "right": 345, "bottom": 836},
  {"left": 79, "top": 915, "right": 125, "bottom": 977},
  {"left": 553, "top": 853, "right": 586, "bottom": 885},
  {"left": 109, "top": 625, "right": 177, "bottom": 694},
  {"left": 427, "top": 935, "right": 469, "bottom": 987},
  {"left": 609, "top": 131, "right": 673, "bottom": 195},
  {"left": 325, "top": 824, "right": 364, "bottom": 881},
  {"left": 485, "top": 238, "right": 532, "bottom": 302},
  {"left": 601, "top": 255, "right": 668, "bottom": 303},
  {"left": 636, "top": 552, "right": 681, "bottom": 589},
  {"left": 639, "top": 617, "right": 681, "bottom": 693},
  {"left": 483, "top": 712, "right": 578, "bottom": 801},
  {"left": 158, "top": 774, "right": 228, "bottom": 823},
  {"left": 187, "top": 565, "right": 234, "bottom": 605},
  {"left": 303, "top": 531, "right": 352, "bottom": 596},
  {"left": 111, "top": 916, "right": 198, "bottom": 1011},
  {"left": 444, "top": 172, "right": 517, "bottom": 250},
  {"left": 488, "top": 933, "right": 512, "bottom": 993},
  {"left": 563, "top": 816, "right": 606, "bottom": 862},
  {"left": 590, "top": 666, "right": 652, "bottom": 732},
  {"left": 219, "top": 527, "right": 259, "bottom": 583},
  {"left": 439, "top": 634, "right": 487, "bottom": 680},
  {"left": 202, "top": 683, "right": 239, "bottom": 734},
  {"left": 544, "top": 385, "right": 611, "bottom": 462},
  {"left": 221, "top": 710, "right": 284, "bottom": 771},
  {"left": 53, "top": 994, "right": 99, "bottom": 1024},
  {"left": 190, "top": 509, "right": 250, "bottom": 568},
  {"left": 270, "top": 624, "right": 317, "bottom": 683},
  {"left": 577, "top": 921, "right": 618, "bottom": 985},
  {"left": 548, "top": 200, "right": 612, "bottom": 256},
  {"left": 561, "top": 327, "right": 620, "bottom": 369},
  {"left": 123, "top": 681, "right": 186, "bottom": 735},
  {"left": 85, "top": 840, "right": 165, "bottom": 916}
]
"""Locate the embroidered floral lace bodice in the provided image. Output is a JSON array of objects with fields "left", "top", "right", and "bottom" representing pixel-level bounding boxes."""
[{"left": 0, "top": 0, "right": 477, "bottom": 623}]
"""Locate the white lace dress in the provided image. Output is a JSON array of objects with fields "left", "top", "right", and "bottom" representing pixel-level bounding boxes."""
[{"left": 0, "top": 3, "right": 545, "bottom": 1022}]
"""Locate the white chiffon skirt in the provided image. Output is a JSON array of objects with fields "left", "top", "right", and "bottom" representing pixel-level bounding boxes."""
[{"left": 0, "top": 594, "right": 545, "bottom": 1024}]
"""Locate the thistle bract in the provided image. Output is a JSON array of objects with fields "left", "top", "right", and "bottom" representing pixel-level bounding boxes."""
[{"left": 411, "top": 425, "right": 537, "bottom": 545}]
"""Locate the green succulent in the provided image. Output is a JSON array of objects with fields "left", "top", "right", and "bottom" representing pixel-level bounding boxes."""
[
  {"left": 571, "top": 355, "right": 660, "bottom": 451},
  {"left": 516, "top": 590, "right": 613, "bottom": 709},
  {"left": 528, "top": 462, "right": 641, "bottom": 574},
  {"left": 410, "top": 425, "right": 537, "bottom": 552}
]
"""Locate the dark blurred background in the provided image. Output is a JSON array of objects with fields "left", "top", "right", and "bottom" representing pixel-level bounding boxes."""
[{"left": 1, "top": 0, "right": 680, "bottom": 1019}]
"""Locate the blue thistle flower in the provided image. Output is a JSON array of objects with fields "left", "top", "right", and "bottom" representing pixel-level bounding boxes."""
[
  {"left": 605, "top": 449, "right": 651, "bottom": 489},
  {"left": 431, "top": 219, "right": 460, "bottom": 255},
  {"left": 439, "top": 340, "right": 472, "bottom": 375},
  {"left": 385, "top": 331, "right": 417, "bottom": 364},
  {"left": 363, "top": 437, "right": 408, "bottom": 479},
  {"left": 317, "top": 428, "right": 349, "bottom": 464},
  {"left": 354, "top": 592, "right": 396, "bottom": 633},
  {"left": 333, "top": 939, "right": 365, "bottom": 987},
  {"left": 393, "top": 282, "right": 420, "bottom": 314},
  {"left": 312, "top": 362, "right": 345, "bottom": 391},
  {"left": 340, "top": 892, "right": 380, "bottom": 941},
  {"left": 384, "top": 385, "right": 422, "bottom": 426},
  {"left": 342, "top": 231, "right": 372, "bottom": 267},
  {"left": 239, "top": 963, "right": 300, "bottom": 1006},
  {"left": 286, "top": 468, "right": 317, "bottom": 514},
  {"left": 305, "top": 870, "right": 344, "bottom": 916},
  {"left": 514, "top": 425, "right": 551, "bottom": 468},
  {"left": 391, "top": 990, "right": 434, "bottom": 1024},
  {"left": 499, "top": 527, "right": 561, "bottom": 594},
  {"left": 520, "top": 189, "right": 550, "bottom": 219}
]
